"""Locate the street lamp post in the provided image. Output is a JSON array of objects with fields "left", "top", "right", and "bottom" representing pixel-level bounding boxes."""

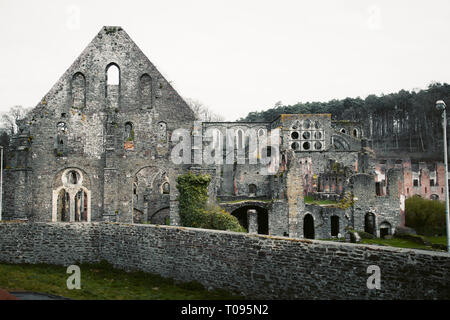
[
  {"left": 436, "top": 100, "right": 450, "bottom": 253},
  {"left": 0, "top": 146, "right": 2, "bottom": 221}
]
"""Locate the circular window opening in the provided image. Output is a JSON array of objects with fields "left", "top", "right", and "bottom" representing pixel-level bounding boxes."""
[
  {"left": 314, "top": 141, "right": 322, "bottom": 150},
  {"left": 303, "top": 120, "right": 311, "bottom": 129},
  {"left": 291, "top": 142, "right": 299, "bottom": 150},
  {"left": 314, "top": 131, "right": 322, "bottom": 139},
  {"left": 302, "top": 131, "right": 311, "bottom": 140},
  {"left": 302, "top": 142, "right": 311, "bottom": 150},
  {"left": 67, "top": 170, "right": 80, "bottom": 185},
  {"left": 291, "top": 131, "right": 299, "bottom": 139}
]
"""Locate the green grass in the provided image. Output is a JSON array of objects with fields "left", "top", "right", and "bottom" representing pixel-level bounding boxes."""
[
  {"left": 218, "top": 199, "right": 272, "bottom": 204},
  {"left": 0, "top": 261, "right": 243, "bottom": 300},
  {"left": 321, "top": 236, "right": 447, "bottom": 251},
  {"left": 427, "top": 236, "right": 448, "bottom": 246},
  {"left": 359, "top": 238, "right": 430, "bottom": 250},
  {"left": 304, "top": 196, "right": 338, "bottom": 205}
]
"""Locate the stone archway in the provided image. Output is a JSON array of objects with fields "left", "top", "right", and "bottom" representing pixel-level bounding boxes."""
[
  {"left": 132, "top": 166, "right": 170, "bottom": 224},
  {"left": 331, "top": 215, "right": 339, "bottom": 237},
  {"left": 379, "top": 221, "right": 392, "bottom": 238},
  {"left": 364, "top": 212, "right": 376, "bottom": 235},
  {"left": 303, "top": 214, "right": 315, "bottom": 239},
  {"left": 230, "top": 205, "right": 269, "bottom": 235},
  {"left": 52, "top": 168, "right": 91, "bottom": 222}
]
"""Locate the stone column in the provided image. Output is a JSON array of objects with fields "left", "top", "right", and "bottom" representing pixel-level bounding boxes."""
[
  {"left": 69, "top": 193, "right": 75, "bottom": 222},
  {"left": 143, "top": 201, "right": 149, "bottom": 223},
  {"left": 247, "top": 209, "right": 258, "bottom": 234}
]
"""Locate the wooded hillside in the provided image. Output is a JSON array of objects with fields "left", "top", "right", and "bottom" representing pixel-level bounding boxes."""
[{"left": 239, "top": 83, "right": 450, "bottom": 154}]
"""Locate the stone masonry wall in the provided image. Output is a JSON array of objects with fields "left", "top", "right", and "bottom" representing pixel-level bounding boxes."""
[{"left": 0, "top": 221, "right": 449, "bottom": 299}]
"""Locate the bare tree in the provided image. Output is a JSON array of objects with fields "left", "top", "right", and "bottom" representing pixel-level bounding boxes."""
[
  {"left": 0, "top": 105, "right": 30, "bottom": 135},
  {"left": 185, "top": 98, "right": 225, "bottom": 122}
]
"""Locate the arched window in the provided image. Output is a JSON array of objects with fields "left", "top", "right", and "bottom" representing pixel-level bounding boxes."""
[
  {"left": 162, "top": 182, "right": 170, "bottom": 194},
  {"left": 106, "top": 64, "right": 120, "bottom": 85},
  {"left": 303, "top": 214, "right": 315, "bottom": 239},
  {"left": 353, "top": 128, "right": 358, "bottom": 137},
  {"left": 303, "top": 119, "right": 311, "bottom": 129},
  {"left": 140, "top": 74, "right": 152, "bottom": 109},
  {"left": 72, "top": 72, "right": 86, "bottom": 109},
  {"left": 236, "top": 129, "right": 244, "bottom": 149},
  {"left": 213, "top": 129, "right": 222, "bottom": 150},
  {"left": 248, "top": 184, "right": 257, "bottom": 196},
  {"left": 258, "top": 128, "right": 266, "bottom": 137},
  {"left": 379, "top": 221, "right": 392, "bottom": 238},
  {"left": 365, "top": 213, "right": 376, "bottom": 235},
  {"left": 125, "top": 122, "right": 133, "bottom": 141},
  {"left": 57, "top": 122, "right": 67, "bottom": 134},
  {"left": 331, "top": 216, "right": 339, "bottom": 237},
  {"left": 158, "top": 121, "right": 167, "bottom": 142},
  {"left": 68, "top": 170, "right": 79, "bottom": 185}
]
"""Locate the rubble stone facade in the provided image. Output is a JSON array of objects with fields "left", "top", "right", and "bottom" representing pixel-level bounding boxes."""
[
  {"left": 1, "top": 221, "right": 449, "bottom": 299},
  {"left": 3, "top": 27, "right": 404, "bottom": 240}
]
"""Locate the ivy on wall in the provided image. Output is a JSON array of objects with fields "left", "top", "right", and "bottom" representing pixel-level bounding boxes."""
[{"left": 176, "top": 172, "right": 246, "bottom": 233}]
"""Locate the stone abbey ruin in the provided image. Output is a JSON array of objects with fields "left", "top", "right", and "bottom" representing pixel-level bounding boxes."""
[
  {"left": 3, "top": 26, "right": 405, "bottom": 240},
  {"left": 2, "top": 26, "right": 450, "bottom": 300}
]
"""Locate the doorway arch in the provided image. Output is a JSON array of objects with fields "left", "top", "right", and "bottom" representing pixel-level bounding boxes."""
[
  {"left": 331, "top": 215, "right": 339, "bottom": 237},
  {"left": 364, "top": 212, "right": 376, "bottom": 235},
  {"left": 303, "top": 214, "right": 315, "bottom": 239},
  {"left": 230, "top": 205, "right": 269, "bottom": 234}
]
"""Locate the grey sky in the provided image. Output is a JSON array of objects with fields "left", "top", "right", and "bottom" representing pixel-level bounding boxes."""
[{"left": 0, "top": 0, "right": 449, "bottom": 120}]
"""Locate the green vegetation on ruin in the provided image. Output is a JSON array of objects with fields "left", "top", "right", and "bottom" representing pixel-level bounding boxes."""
[
  {"left": 218, "top": 199, "right": 272, "bottom": 204},
  {"left": 0, "top": 261, "right": 243, "bottom": 300},
  {"left": 177, "top": 171, "right": 246, "bottom": 233},
  {"left": 304, "top": 195, "right": 338, "bottom": 205}
]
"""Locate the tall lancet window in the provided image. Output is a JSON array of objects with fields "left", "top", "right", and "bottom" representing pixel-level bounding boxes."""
[
  {"left": 140, "top": 74, "right": 152, "bottom": 109},
  {"left": 106, "top": 63, "right": 120, "bottom": 101},
  {"left": 107, "top": 64, "right": 120, "bottom": 85},
  {"left": 72, "top": 72, "right": 86, "bottom": 109}
]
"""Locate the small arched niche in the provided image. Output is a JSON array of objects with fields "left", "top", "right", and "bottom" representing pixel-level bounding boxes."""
[
  {"left": 140, "top": 73, "right": 152, "bottom": 109},
  {"left": 71, "top": 72, "right": 86, "bottom": 109}
]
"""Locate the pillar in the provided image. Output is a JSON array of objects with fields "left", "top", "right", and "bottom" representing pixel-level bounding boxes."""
[{"left": 247, "top": 209, "right": 258, "bottom": 234}]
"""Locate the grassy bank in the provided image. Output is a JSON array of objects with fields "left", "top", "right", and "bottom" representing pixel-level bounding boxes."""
[
  {"left": 304, "top": 196, "right": 338, "bottom": 205},
  {"left": 0, "top": 261, "right": 243, "bottom": 300},
  {"left": 322, "top": 236, "right": 447, "bottom": 251}
]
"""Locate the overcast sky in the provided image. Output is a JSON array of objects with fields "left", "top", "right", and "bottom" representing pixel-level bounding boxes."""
[{"left": 0, "top": 0, "right": 449, "bottom": 121}]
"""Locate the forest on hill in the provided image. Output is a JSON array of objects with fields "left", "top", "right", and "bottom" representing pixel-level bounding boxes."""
[{"left": 238, "top": 82, "right": 450, "bottom": 155}]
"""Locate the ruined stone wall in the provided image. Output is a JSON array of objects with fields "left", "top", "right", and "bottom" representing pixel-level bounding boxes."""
[
  {"left": 202, "top": 122, "right": 272, "bottom": 199},
  {"left": 5, "top": 27, "right": 195, "bottom": 223},
  {"left": 0, "top": 221, "right": 449, "bottom": 299},
  {"left": 304, "top": 205, "right": 350, "bottom": 239},
  {"left": 376, "top": 158, "right": 446, "bottom": 201}
]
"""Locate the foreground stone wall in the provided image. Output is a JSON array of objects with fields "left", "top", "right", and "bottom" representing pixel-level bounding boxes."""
[{"left": 0, "top": 221, "right": 449, "bottom": 299}]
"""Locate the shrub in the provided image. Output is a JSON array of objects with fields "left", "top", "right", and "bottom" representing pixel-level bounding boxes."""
[
  {"left": 206, "top": 204, "right": 246, "bottom": 233},
  {"left": 405, "top": 195, "right": 446, "bottom": 236},
  {"left": 355, "top": 230, "right": 376, "bottom": 239},
  {"left": 176, "top": 172, "right": 246, "bottom": 232}
]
